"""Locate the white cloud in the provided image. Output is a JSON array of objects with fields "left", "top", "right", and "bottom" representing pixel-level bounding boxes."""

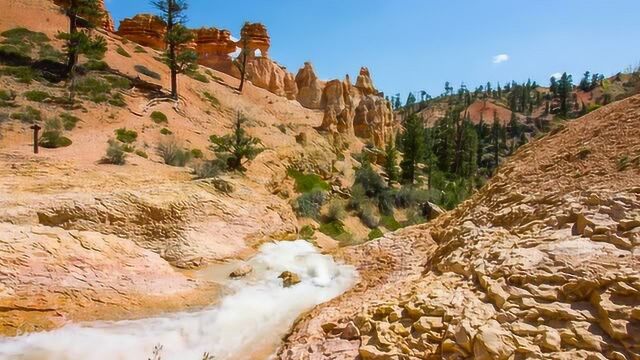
[{"left": 492, "top": 54, "right": 510, "bottom": 64}]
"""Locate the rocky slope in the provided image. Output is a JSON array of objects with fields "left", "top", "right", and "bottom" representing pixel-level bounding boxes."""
[{"left": 278, "top": 95, "right": 640, "bottom": 359}]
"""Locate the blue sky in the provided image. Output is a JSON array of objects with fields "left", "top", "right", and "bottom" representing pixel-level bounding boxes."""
[{"left": 106, "top": 0, "right": 640, "bottom": 99}]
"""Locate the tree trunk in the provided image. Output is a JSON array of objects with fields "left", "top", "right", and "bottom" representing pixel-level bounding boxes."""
[
  {"left": 65, "top": 5, "right": 78, "bottom": 76},
  {"left": 238, "top": 53, "right": 248, "bottom": 93}
]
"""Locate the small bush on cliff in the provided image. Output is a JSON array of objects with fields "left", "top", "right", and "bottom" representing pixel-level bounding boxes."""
[
  {"left": 39, "top": 118, "right": 72, "bottom": 149},
  {"left": 115, "top": 128, "right": 138, "bottom": 143},
  {"left": 103, "top": 139, "right": 126, "bottom": 165},
  {"left": 187, "top": 70, "right": 209, "bottom": 83},
  {"left": 157, "top": 137, "right": 192, "bottom": 167},
  {"left": 150, "top": 111, "right": 168, "bottom": 124},
  {"left": 59, "top": 113, "right": 80, "bottom": 130},
  {"left": 116, "top": 46, "right": 131, "bottom": 58},
  {"left": 10, "top": 106, "right": 41, "bottom": 123},
  {"left": 24, "top": 90, "right": 50, "bottom": 102},
  {"left": 0, "top": 89, "right": 16, "bottom": 107},
  {"left": 294, "top": 189, "right": 327, "bottom": 219},
  {"left": 325, "top": 199, "right": 347, "bottom": 222}
]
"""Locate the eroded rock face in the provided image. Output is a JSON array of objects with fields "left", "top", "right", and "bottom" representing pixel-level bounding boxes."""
[
  {"left": 295, "top": 62, "right": 324, "bottom": 109},
  {"left": 240, "top": 22, "right": 270, "bottom": 58},
  {"left": 246, "top": 57, "right": 297, "bottom": 99},
  {"left": 117, "top": 14, "right": 166, "bottom": 50},
  {"left": 354, "top": 95, "right": 394, "bottom": 147},
  {"left": 194, "top": 27, "right": 237, "bottom": 74},
  {"left": 355, "top": 67, "right": 377, "bottom": 96},
  {"left": 279, "top": 94, "right": 640, "bottom": 359},
  {"left": 52, "top": 0, "right": 114, "bottom": 32}
]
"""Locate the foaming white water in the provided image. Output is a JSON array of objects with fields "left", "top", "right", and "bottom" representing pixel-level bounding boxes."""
[{"left": 0, "top": 241, "right": 357, "bottom": 360}]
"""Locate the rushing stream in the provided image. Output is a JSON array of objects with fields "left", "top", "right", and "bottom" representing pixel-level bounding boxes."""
[{"left": 0, "top": 241, "right": 358, "bottom": 360}]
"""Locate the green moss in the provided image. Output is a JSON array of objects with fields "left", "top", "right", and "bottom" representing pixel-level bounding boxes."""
[
  {"left": 287, "top": 168, "right": 331, "bottom": 193},
  {"left": 59, "top": 113, "right": 81, "bottom": 130},
  {"left": 150, "top": 111, "right": 168, "bottom": 124},
  {"left": 24, "top": 90, "right": 49, "bottom": 102},
  {"left": 160, "top": 127, "right": 173, "bottom": 135},
  {"left": 116, "top": 46, "right": 131, "bottom": 58},
  {"left": 368, "top": 228, "right": 384, "bottom": 241},
  {"left": 115, "top": 128, "right": 138, "bottom": 143}
]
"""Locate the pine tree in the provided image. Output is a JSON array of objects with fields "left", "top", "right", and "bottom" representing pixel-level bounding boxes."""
[
  {"left": 558, "top": 72, "right": 574, "bottom": 117},
  {"left": 491, "top": 111, "right": 501, "bottom": 172},
  {"left": 209, "top": 112, "right": 264, "bottom": 172},
  {"left": 151, "top": 0, "right": 198, "bottom": 99},
  {"left": 406, "top": 92, "right": 417, "bottom": 107},
  {"left": 399, "top": 114, "right": 425, "bottom": 184},
  {"left": 383, "top": 140, "right": 399, "bottom": 186}
]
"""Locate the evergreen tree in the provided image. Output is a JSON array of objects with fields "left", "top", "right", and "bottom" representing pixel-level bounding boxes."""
[
  {"left": 151, "top": 0, "right": 198, "bottom": 99},
  {"left": 383, "top": 139, "right": 399, "bottom": 186},
  {"left": 557, "top": 72, "right": 574, "bottom": 117},
  {"left": 550, "top": 76, "right": 558, "bottom": 96},
  {"left": 406, "top": 92, "right": 417, "bottom": 107},
  {"left": 399, "top": 115, "right": 425, "bottom": 184},
  {"left": 491, "top": 111, "right": 501, "bottom": 171},
  {"left": 209, "top": 112, "right": 264, "bottom": 172},
  {"left": 235, "top": 35, "right": 250, "bottom": 93},
  {"left": 579, "top": 71, "right": 591, "bottom": 91}
]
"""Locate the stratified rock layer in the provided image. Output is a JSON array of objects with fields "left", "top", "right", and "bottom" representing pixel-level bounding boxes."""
[
  {"left": 279, "top": 95, "right": 640, "bottom": 359},
  {"left": 194, "top": 27, "right": 237, "bottom": 74},
  {"left": 240, "top": 22, "right": 270, "bottom": 58}
]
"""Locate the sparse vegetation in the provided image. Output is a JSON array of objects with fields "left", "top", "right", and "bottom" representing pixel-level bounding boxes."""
[
  {"left": 160, "top": 127, "right": 173, "bottom": 135},
  {"left": 134, "top": 45, "right": 147, "bottom": 53},
  {"left": 193, "top": 159, "right": 224, "bottom": 179},
  {"left": 84, "top": 59, "right": 109, "bottom": 71},
  {"left": 380, "top": 214, "right": 402, "bottom": 231},
  {"left": 157, "top": 137, "right": 192, "bottom": 167},
  {"left": 150, "top": 111, "right": 168, "bottom": 124},
  {"left": 325, "top": 199, "right": 347, "bottom": 222},
  {"left": 39, "top": 118, "right": 72, "bottom": 148},
  {"left": 188, "top": 70, "right": 209, "bottom": 83},
  {"left": 0, "top": 89, "right": 16, "bottom": 106},
  {"left": 135, "top": 149, "right": 148, "bottom": 158},
  {"left": 134, "top": 65, "right": 162, "bottom": 80},
  {"left": 318, "top": 220, "right": 353, "bottom": 245},
  {"left": 115, "top": 46, "right": 131, "bottom": 58},
  {"left": 299, "top": 225, "right": 315, "bottom": 240},
  {"left": 24, "top": 90, "right": 50, "bottom": 102},
  {"left": 115, "top": 128, "right": 138, "bottom": 143},
  {"left": 368, "top": 228, "right": 384, "bottom": 241},
  {"left": 190, "top": 148, "right": 204, "bottom": 159},
  {"left": 10, "top": 106, "right": 41, "bottom": 123},
  {"left": 1, "top": 66, "right": 38, "bottom": 84},
  {"left": 103, "top": 139, "right": 126, "bottom": 165},
  {"left": 202, "top": 91, "right": 220, "bottom": 108}
]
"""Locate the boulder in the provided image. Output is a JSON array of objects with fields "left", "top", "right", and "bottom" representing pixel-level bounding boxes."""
[
  {"left": 229, "top": 263, "right": 252, "bottom": 278},
  {"left": 279, "top": 271, "right": 301, "bottom": 287}
]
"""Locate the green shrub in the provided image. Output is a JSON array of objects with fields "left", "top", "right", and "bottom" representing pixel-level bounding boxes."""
[
  {"left": 104, "top": 75, "right": 131, "bottom": 90},
  {"left": 0, "top": 89, "right": 15, "bottom": 106},
  {"left": 325, "top": 199, "right": 347, "bottom": 222},
  {"left": 108, "top": 93, "right": 126, "bottom": 107},
  {"left": 134, "top": 45, "right": 146, "bottom": 53},
  {"left": 188, "top": 71, "right": 209, "bottom": 83},
  {"left": 1, "top": 66, "right": 37, "bottom": 83},
  {"left": 202, "top": 91, "right": 220, "bottom": 108},
  {"left": 38, "top": 43, "right": 62, "bottom": 61},
  {"left": 368, "top": 228, "right": 384, "bottom": 241},
  {"left": 380, "top": 215, "right": 402, "bottom": 231},
  {"left": 116, "top": 46, "right": 131, "bottom": 58},
  {"left": 157, "top": 138, "right": 192, "bottom": 167},
  {"left": 39, "top": 118, "right": 72, "bottom": 149},
  {"left": 318, "top": 221, "right": 353, "bottom": 245},
  {"left": 122, "top": 144, "right": 135, "bottom": 153},
  {"left": 75, "top": 76, "right": 111, "bottom": 103},
  {"left": 24, "top": 90, "right": 49, "bottom": 102},
  {"left": 394, "top": 186, "right": 430, "bottom": 209},
  {"left": 354, "top": 162, "right": 386, "bottom": 198},
  {"left": 84, "top": 60, "right": 109, "bottom": 71},
  {"left": 193, "top": 159, "right": 224, "bottom": 179},
  {"left": 10, "top": 106, "right": 41, "bottom": 123},
  {"left": 134, "top": 65, "right": 161, "bottom": 80},
  {"left": 150, "top": 111, "right": 168, "bottom": 124},
  {"left": 190, "top": 148, "right": 203, "bottom": 159},
  {"left": 299, "top": 225, "right": 315, "bottom": 240},
  {"left": 1, "top": 28, "right": 49, "bottom": 45},
  {"left": 294, "top": 189, "right": 327, "bottom": 219},
  {"left": 115, "top": 128, "right": 137, "bottom": 143},
  {"left": 358, "top": 202, "right": 380, "bottom": 228},
  {"left": 348, "top": 184, "right": 367, "bottom": 211},
  {"left": 403, "top": 207, "right": 426, "bottom": 226},
  {"left": 135, "top": 149, "right": 148, "bottom": 158},
  {"left": 160, "top": 127, "right": 173, "bottom": 135},
  {"left": 205, "top": 69, "right": 223, "bottom": 82},
  {"left": 104, "top": 139, "right": 126, "bottom": 165},
  {"left": 287, "top": 168, "right": 330, "bottom": 193}
]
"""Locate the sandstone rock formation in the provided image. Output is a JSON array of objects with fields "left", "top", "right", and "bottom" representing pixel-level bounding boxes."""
[
  {"left": 194, "top": 27, "right": 237, "bottom": 74},
  {"left": 296, "top": 62, "right": 324, "bottom": 109},
  {"left": 246, "top": 57, "right": 298, "bottom": 100},
  {"left": 51, "top": 0, "right": 114, "bottom": 32},
  {"left": 355, "top": 67, "right": 377, "bottom": 96},
  {"left": 279, "top": 94, "right": 640, "bottom": 359},
  {"left": 240, "top": 22, "right": 270, "bottom": 58},
  {"left": 117, "top": 14, "right": 166, "bottom": 50}
]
